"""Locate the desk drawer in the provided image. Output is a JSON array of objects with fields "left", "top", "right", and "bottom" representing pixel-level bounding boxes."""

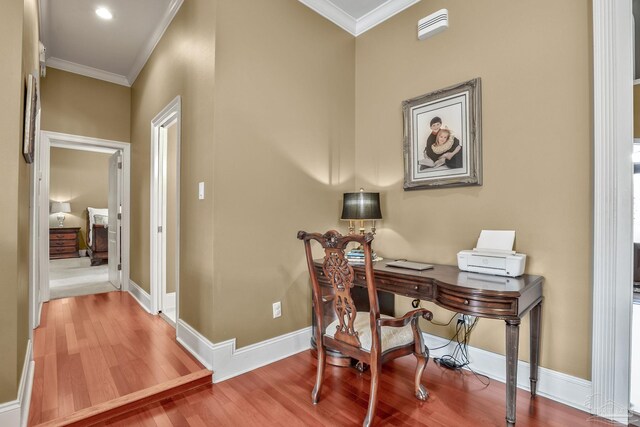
[
  {"left": 436, "top": 288, "right": 516, "bottom": 317},
  {"left": 354, "top": 272, "right": 433, "bottom": 299}
]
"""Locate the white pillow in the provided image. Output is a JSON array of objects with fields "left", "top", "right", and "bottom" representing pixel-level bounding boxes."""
[
  {"left": 94, "top": 214, "right": 108, "bottom": 226},
  {"left": 87, "top": 207, "right": 108, "bottom": 246},
  {"left": 88, "top": 207, "right": 108, "bottom": 223}
]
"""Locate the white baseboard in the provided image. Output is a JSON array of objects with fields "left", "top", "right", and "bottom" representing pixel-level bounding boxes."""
[
  {"left": 36, "top": 302, "right": 43, "bottom": 329},
  {"left": 164, "top": 292, "right": 176, "bottom": 310},
  {"left": 176, "top": 320, "right": 214, "bottom": 370},
  {"left": 0, "top": 340, "right": 34, "bottom": 427},
  {"left": 128, "top": 280, "right": 152, "bottom": 313},
  {"left": 172, "top": 319, "right": 590, "bottom": 413},
  {"left": 176, "top": 319, "right": 312, "bottom": 383},
  {"left": 423, "top": 332, "right": 593, "bottom": 414}
]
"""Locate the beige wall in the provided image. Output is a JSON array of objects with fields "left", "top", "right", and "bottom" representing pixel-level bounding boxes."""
[
  {"left": 130, "top": 0, "right": 355, "bottom": 344},
  {"left": 0, "top": 0, "right": 39, "bottom": 403},
  {"left": 17, "top": 0, "right": 40, "bottom": 389},
  {"left": 355, "top": 0, "right": 592, "bottom": 379},
  {"left": 211, "top": 0, "right": 355, "bottom": 346},
  {"left": 0, "top": 0, "right": 24, "bottom": 404},
  {"left": 41, "top": 68, "right": 131, "bottom": 142},
  {"left": 130, "top": 0, "right": 217, "bottom": 338},
  {"left": 49, "top": 148, "right": 110, "bottom": 249}
]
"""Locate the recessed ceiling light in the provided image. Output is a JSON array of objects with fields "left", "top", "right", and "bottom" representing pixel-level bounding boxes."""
[{"left": 95, "top": 7, "right": 113, "bottom": 20}]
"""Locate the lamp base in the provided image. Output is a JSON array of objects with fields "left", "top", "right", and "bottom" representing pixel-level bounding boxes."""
[{"left": 57, "top": 214, "right": 65, "bottom": 228}]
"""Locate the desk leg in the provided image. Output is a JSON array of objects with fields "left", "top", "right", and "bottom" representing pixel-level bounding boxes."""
[
  {"left": 506, "top": 320, "right": 520, "bottom": 426},
  {"left": 529, "top": 303, "right": 542, "bottom": 396}
]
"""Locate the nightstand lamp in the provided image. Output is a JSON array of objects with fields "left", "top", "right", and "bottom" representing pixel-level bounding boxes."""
[
  {"left": 341, "top": 188, "right": 382, "bottom": 235},
  {"left": 51, "top": 202, "right": 71, "bottom": 228}
]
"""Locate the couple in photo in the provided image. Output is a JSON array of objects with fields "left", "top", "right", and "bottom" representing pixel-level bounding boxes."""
[{"left": 419, "top": 116, "right": 462, "bottom": 171}]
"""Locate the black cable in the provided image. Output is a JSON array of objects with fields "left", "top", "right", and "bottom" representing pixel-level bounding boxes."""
[
  {"left": 413, "top": 300, "right": 457, "bottom": 327},
  {"left": 429, "top": 312, "right": 457, "bottom": 327},
  {"left": 432, "top": 316, "right": 491, "bottom": 387}
]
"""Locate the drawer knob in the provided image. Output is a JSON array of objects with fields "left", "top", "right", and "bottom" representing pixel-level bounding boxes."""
[{"left": 464, "top": 299, "right": 469, "bottom": 305}]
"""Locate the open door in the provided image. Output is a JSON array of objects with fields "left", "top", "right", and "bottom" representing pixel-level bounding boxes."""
[
  {"left": 151, "top": 96, "right": 181, "bottom": 322},
  {"left": 108, "top": 151, "right": 122, "bottom": 289}
]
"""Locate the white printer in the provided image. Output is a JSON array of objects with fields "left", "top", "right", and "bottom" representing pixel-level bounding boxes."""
[{"left": 457, "top": 230, "right": 526, "bottom": 278}]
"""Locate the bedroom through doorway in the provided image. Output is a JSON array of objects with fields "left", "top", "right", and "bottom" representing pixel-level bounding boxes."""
[
  {"left": 37, "top": 131, "right": 131, "bottom": 305},
  {"left": 48, "top": 146, "right": 120, "bottom": 299}
]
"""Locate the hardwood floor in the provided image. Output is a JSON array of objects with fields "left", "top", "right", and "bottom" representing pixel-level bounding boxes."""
[
  {"left": 28, "top": 292, "right": 206, "bottom": 426},
  {"left": 28, "top": 291, "right": 616, "bottom": 426},
  {"left": 97, "top": 351, "right": 609, "bottom": 427}
]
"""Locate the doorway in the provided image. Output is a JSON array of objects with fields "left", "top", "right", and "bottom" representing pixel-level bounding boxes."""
[
  {"left": 37, "top": 131, "right": 131, "bottom": 308},
  {"left": 47, "top": 147, "right": 120, "bottom": 299},
  {"left": 150, "top": 96, "right": 181, "bottom": 326}
]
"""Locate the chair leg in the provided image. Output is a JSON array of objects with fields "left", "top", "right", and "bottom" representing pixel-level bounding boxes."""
[
  {"left": 363, "top": 357, "right": 381, "bottom": 427},
  {"left": 413, "top": 352, "right": 429, "bottom": 401},
  {"left": 312, "top": 345, "right": 326, "bottom": 404},
  {"left": 413, "top": 324, "right": 430, "bottom": 401}
]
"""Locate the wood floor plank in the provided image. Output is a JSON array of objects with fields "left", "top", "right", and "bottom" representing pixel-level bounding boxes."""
[{"left": 67, "top": 353, "right": 92, "bottom": 412}]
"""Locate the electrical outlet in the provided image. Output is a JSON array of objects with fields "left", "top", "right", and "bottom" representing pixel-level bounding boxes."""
[
  {"left": 458, "top": 313, "right": 476, "bottom": 326},
  {"left": 272, "top": 301, "right": 282, "bottom": 318}
]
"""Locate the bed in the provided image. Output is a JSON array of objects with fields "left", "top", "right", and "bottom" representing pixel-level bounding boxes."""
[{"left": 86, "top": 207, "right": 108, "bottom": 266}]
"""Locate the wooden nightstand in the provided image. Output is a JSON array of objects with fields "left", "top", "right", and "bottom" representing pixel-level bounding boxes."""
[{"left": 50, "top": 227, "right": 80, "bottom": 260}]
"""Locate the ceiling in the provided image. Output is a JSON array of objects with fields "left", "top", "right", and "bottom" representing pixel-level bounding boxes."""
[
  {"left": 40, "top": 0, "right": 182, "bottom": 86},
  {"left": 39, "top": 0, "right": 419, "bottom": 87}
]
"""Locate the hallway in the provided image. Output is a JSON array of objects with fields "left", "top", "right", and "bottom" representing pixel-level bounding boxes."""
[{"left": 28, "top": 292, "right": 210, "bottom": 426}]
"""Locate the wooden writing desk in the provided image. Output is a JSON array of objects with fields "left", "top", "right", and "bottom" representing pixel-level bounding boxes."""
[{"left": 313, "top": 259, "right": 544, "bottom": 426}]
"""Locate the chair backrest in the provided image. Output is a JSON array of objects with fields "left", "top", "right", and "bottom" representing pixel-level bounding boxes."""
[{"left": 297, "top": 230, "right": 380, "bottom": 350}]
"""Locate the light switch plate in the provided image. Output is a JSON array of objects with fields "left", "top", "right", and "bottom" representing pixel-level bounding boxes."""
[{"left": 198, "top": 182, "right": 205, "bottom": 200}]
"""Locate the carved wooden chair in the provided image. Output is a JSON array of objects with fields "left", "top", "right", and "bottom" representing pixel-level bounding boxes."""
[{"left": 297, "top": 230, "right": 433, "bottom": 427}]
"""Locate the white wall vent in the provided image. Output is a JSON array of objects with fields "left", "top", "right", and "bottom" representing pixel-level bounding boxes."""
[{"left": 418, "top": 9, "right": 448, "bottom": 40}]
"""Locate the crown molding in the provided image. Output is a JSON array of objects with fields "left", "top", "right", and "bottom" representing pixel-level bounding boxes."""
[
  {"left": 299, "top": 0, "right": 421, "bottom": 37},
  {"left": 355, "top": 0, "right": 420, "bottom": 36},
  {"left": 46, "top": 57, "right": 131, "bottom": 86},
  {"left": 127, "top": 0, "right": 184, "bottom": 85},
  {"left": 298, "top": 0, "right": 357, "bottom": 35}
]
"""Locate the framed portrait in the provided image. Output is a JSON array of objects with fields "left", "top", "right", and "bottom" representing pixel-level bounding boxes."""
[
  {"left": 402, "top": 78, "right": 482, "bottom": 190},
  {"left": 23, "top": 74, "right": 37, "bottom": 164}
]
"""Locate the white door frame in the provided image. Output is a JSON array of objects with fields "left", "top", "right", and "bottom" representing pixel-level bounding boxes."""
[
  {"left": 38, "top": 131, "right": 131, "bottom": 303},
  {"left": 108, "top": 151, "right": 123, "bottom": 289},
  {"left": 150, "top": 96, "right": 181, "bottom": 318},
  {"left": 592, "top": 0, "right": 633, "bottom": 423}
]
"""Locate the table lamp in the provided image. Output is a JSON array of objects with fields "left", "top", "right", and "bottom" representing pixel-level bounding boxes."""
[
  {"left": 51, "top": 201, "right": 71, "bottom": 228},
  {"left": 341, "top": 188, "right": 382, "bottom": 235}
]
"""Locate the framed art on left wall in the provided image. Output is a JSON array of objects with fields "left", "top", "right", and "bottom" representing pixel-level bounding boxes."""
[{"left": 23, "top": 74, "right": 37, "bottom": 164}]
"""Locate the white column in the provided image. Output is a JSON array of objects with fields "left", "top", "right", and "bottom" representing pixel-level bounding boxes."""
[{"left": 592, "top": 0, "right": 633, "bottom": 423}]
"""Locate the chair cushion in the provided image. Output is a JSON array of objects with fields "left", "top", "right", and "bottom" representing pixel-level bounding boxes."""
[{"left": 324, "top": 312, "right": 414, "bottom": 353}]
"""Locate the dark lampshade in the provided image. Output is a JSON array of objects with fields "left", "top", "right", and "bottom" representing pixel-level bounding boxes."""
[{"left": 341, "top": 191, "right": 382, "bottom": 220}]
